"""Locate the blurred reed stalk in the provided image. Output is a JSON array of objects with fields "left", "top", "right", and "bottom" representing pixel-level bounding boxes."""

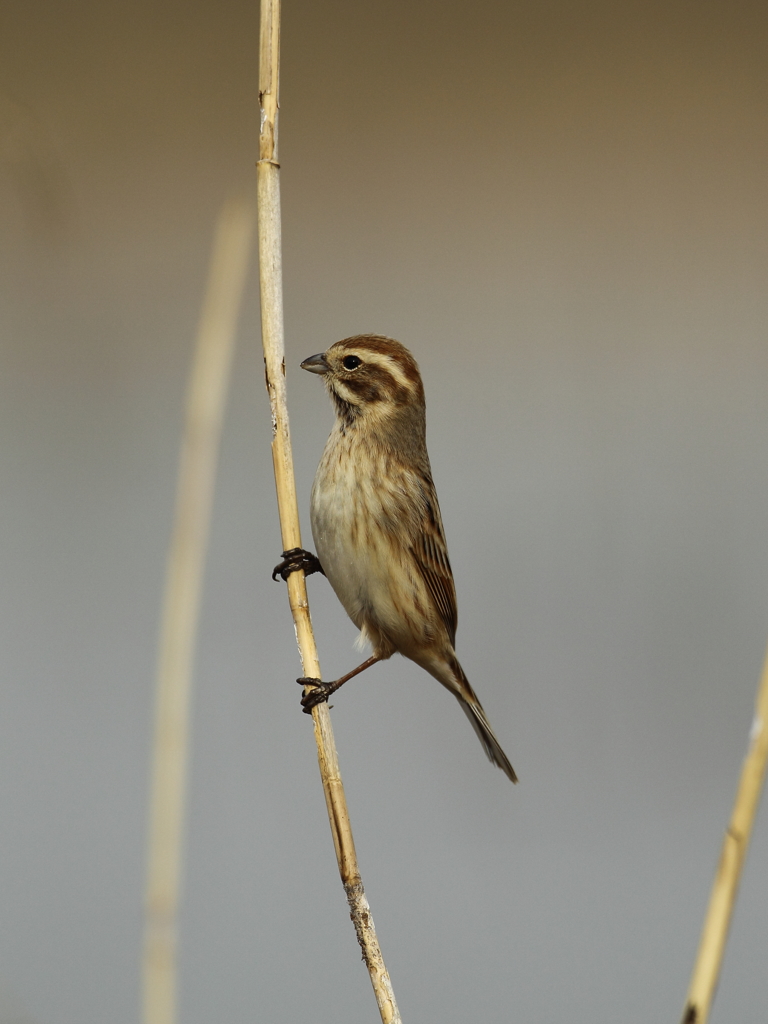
[
  {"left": 681, "top": 644, "right": 768, "bottom": 1024},
  {"left": 142, "top": 199, "right": 254, "bottom": 1024},
  {"left": 256, "top": 2, "right": 401, "bottom": 1021}
]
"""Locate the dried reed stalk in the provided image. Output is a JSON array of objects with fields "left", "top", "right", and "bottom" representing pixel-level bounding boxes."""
[
  {"left": 681, "top": 644, "right": 768, "bottom": 1024},
  {"left": 257, "top": 2, "right": 401, "bottom": 1021},
  {"left": 142, "top": 199, "right": 254, "bottom": 1024}
]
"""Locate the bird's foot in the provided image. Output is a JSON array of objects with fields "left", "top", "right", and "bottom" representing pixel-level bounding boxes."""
[
  {"left": 272, "top": 548, "right": 324, "bottom": 582},
  {"left": 297, "top": 676, "right": 336, "bottom": 713}
]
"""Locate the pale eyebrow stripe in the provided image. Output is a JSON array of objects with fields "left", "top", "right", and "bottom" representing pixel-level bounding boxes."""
[{"left": 352, "top": 350, "right": 412, "bottom": 391}]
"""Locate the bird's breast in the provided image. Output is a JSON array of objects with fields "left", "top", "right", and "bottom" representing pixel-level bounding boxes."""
[
  {"left": 309, "top": 434, "right": 423, "bottom": 647},
  {"left": 310, "top": 439, "right": 382, "bottom": 621}
]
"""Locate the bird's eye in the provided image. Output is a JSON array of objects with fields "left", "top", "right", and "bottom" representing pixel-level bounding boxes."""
[{"left": 342, "top": 355, "right": 362, "bottom": 370}]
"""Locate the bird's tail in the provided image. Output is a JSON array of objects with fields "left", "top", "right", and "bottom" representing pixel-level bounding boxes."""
[{"left": 452, "top": 661, "right": 518, "bottom": 784}]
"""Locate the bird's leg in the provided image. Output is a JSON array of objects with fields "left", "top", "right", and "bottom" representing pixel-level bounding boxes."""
[
  {"left": 298, "top": 655, "right": 382, "bottom": 713},
  {"left": 272, "top": 547, "right": 325, "bottom": 582}
]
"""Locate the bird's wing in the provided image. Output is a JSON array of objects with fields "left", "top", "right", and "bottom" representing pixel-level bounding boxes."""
[{"left": 411, "top": 476, "right": 458, "bottom": 645}]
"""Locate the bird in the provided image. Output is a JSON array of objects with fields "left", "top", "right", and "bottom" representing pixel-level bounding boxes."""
[{"left": 273, "top": 334, "right": 517, "bottom": 783}]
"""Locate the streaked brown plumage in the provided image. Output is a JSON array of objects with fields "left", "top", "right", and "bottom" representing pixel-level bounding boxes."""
[{"left": 276, "top": 334, "right": 517, "bottom": 783}]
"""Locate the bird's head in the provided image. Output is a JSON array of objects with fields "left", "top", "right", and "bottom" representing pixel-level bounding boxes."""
[{"left": 301, "top": 335, "right": 425, "bottom": 427}]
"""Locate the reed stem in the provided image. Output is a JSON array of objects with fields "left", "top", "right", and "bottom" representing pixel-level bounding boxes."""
[
  {"left": 681, "top": 643, "right": 768, "bottom": 1024},
  {"left": 257, "top": 2, "right": 401, "bottom": 1020},
  {"left": 142, "top": 199, "right": 253, "bottom": 1024}
]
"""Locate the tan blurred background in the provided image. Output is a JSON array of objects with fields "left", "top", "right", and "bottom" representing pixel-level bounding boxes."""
[{"left": 1, "top": 1, "right": 767, "bottom": 1021}]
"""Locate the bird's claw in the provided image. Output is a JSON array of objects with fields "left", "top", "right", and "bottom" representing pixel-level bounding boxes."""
[
  {"left": 297, "top": 676, "right": 334, "bottom": 713},
  {"left": 272, "top": 548, "right": 324, "bottom": 582}
]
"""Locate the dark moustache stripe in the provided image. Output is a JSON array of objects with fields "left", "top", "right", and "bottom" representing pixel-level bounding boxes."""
[{"left": 330, "top": 390, "right": 358, "bottom": 428}]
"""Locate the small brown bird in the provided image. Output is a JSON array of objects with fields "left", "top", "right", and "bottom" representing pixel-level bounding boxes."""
[{"left": 274, "top": 335, "right": 517, "bottom": 783}]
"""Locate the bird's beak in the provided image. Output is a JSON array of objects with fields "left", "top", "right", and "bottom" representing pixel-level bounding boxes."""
[{"left": 300, "top": 352, "right": 330, "bottom": 374}]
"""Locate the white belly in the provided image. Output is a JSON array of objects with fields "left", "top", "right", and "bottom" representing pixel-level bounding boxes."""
[{"left": 309, "top": 438, "right": 426, "bottom": 654}]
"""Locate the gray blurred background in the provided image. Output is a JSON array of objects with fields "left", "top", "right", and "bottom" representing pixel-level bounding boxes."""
[{"left": 1, "top": 1, "right": 767, "bottom": 1021}]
